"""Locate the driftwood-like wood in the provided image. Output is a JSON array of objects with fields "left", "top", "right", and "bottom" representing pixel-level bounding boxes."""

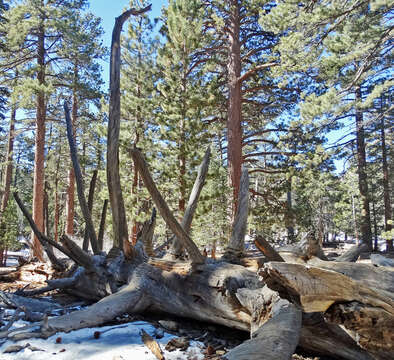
[
  {"left": 64, "top": 102, "right": 99, "bottom": 255},
  {"left": 307, "top": 256, "right": 394, "bottom": 295},
  {"left": 279, "top": 231, "right": 327, "bottom": 261},
  {"left": 169, "top": 147, "right": 211, "bottom": 258},
  {"left": 262, "top": 262, "right": 394, "bottom": 358},
  {"left": 336, "top": 243, "right": 369, "bottom": 262},
  {"left": 225, "top": 301, "right": 301, "bottom": 360},
  {"left": 254, "top": 235, "right": 284, "bottom": 262},
  {"left": 370, "top": 253, "right": 394, "bottom": 267},
  {"left": 141, "top": 329, "right": 164, "bottom": 360},
  {"left": 130, "top": 147, "right": 204, "bottom": 265},
  {"left": 83, "top": 170, "right": 98, "bottom": 251},
  {"left": 300, "top": 313, "right": 374, "bottom": 360},
  {"left": 107, "top": 5, "right": 151, "bottom": 254},
  {"left": 223, "top": 166, "right": 249, "bottom": 262},
  {"left": 15, "top": 267, "right": 86, "bottom": 297}
]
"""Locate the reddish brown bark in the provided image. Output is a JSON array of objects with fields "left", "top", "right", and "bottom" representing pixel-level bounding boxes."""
[
  {"left": 0, "top": 104, "right": 16, "bottom": 217},
  {"left": 227, "top": 0, "right": 242, "bottom": 215},
  {"left": 31, "top": 23, "right": 46, "bottom": 261}
]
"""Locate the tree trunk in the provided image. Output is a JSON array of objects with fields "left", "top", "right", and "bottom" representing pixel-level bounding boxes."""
[
  {"left": 31, "top": 23, "right": 46, "bottom": 261},
  {"left": 223, "top": 166, "right": 249, "bottom": 261},
  {"left": 380, "top": 115, "right": 392, "bottom": 251},
  {"left": 130, "top": 148, "right": 204, "bottom": 265},
  {"left": 98, "top": 199, "right": 108, "bottom": 252},
  {"left": 0, "top": 103, "right": 16, "bottom": 218},
  {"left": 65, "top": 89, "right": 77, "bottom": 235},
  {"left": 227, "top": 0, "right": 243, "bottom": 215},
  {"left": 262, "top": 262, "right": 394, "bottom": 359},
  {"left": 355, "top": 86, "right": 372, "bottom": 249},
  {"left": 53, "top": 151, "right": 61, "bottom": 243},
  {"left": 82, "top": 170, "right": 98, "bottom": 251},
  {"left": 169, "top": 147, "right": 211, "bottom": 258},
  {"left": 64, "top": 102, "right": 99, "bottom": 254},
  {"left": 107, "top": 6, "right": 151, "bottom": 254}
]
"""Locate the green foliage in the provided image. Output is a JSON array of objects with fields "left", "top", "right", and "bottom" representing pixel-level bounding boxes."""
[{"left": 0, "top": 199, "right": 19, "bottom": 250}]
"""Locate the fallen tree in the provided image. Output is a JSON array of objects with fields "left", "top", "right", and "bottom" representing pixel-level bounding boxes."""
[{"left": 6, "top": 6, "right": 393, "bottom": 360}]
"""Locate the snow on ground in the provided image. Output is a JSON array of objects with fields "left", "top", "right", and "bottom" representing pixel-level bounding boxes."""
[{"left": 0, "top": 316, "right": 205, "bottom": 360}]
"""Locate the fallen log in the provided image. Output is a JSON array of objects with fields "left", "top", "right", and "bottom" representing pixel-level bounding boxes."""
[
  {"left": 370, "top": 253, "right": 394, "bottom": 267},
  {"left": 254, "top": 235, "right": 284, "bottom": 262},
  {"left": 307, "top": 256, "right": 394, "bottom": 295},
  {"left": 336, "top": 243, "right": 369, "bottom": 262},
  {"left": 261, "top": 262, "right": 394, "bottom": 358},
  {"left": 225, "top": 301, "right": 301, "bottom": 360}
]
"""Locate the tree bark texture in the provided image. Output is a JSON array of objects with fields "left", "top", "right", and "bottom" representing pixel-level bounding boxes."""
[
  {"left": 130, "top": 148, "right": 204, "bottom": 265},
  {"left": 98, "top": 199, "right": 108, "bottom": 252},
  {"left": 31, "top": 23, "right": 46, "bottom": 261},
  {"left": 64, "top": 102, "right": 99, "bottom": 254},
  {"left": 107, "top": 6, "right": 151, "bottom": 253},
  {"left": 227, "top": 0, "right": 243, "bottom": 215},
  {"left": 65, "top": 91, "right": 77, "bottom": 235},
  {"left": 355, "top": 86, "right": 372, "bottom": 249},
  {"left": 0, "top": 104, "right": 16, "bottom": 217},
  {"left": 83, "top": 170, "right": 98, "bottom": 251},
  {"left": 224, "top": 166, "right": 249, "bottom": 261}
]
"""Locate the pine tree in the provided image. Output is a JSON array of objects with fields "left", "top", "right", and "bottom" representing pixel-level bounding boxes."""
[
  {"left": 263, "top": 0, "right": 392, "bottom": 249},
  {"left": 156, "top": 0, "right": 212, "bottom": 216},
  {"left": 121, "top": 0, "right": 158, "bottom": 243}
]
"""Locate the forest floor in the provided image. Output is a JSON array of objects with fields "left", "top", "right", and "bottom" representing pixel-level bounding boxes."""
[{"left": 0, "top": 241, "right": 389, "bottom": 359}]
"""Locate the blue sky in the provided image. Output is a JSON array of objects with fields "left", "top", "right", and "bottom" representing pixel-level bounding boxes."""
[{"left": 89, "top": 1, "right": 167, "bottom": 87}]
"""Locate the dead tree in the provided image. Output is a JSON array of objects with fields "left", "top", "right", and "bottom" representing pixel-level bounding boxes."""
[
  {"left": 107, "top": 5, "right": 151, "bottom": 255},
  {"left": 8, "top": 8, "right": 392, "bottom": 360}
]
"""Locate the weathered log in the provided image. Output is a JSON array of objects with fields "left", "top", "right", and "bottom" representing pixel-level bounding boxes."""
[
  {"left": 64, "top": 102, "right": 99, "bottom": 255},
  {"left": 83, "top": 169, "right": 98, "bottom": 251},
  {"left": 254, "top": 235, "right": 284, "bottom": 262},
  {"left": 223, "top": 166, "right": 249, "bottom": 262},
  {"left": 107, "top": 5, "right": 151, "bottom": 254},
  {"left": 60, "top": 234, "right": 97, "bottom": 272},
  {"left": 14, "top": 267, "right": 86, "bottom": 297},
  {"left": 262, "top": 262, "right": 394, "bottom": 358},
  {"left": 307, "top": 256, "right": 394, "bottom": 295},
  {"left": 130, "top": 147, "right": 204, "bottom": 265},
  {"left": 169, "top": 147, "right": 211, "bottom": 258},
  {"left": 336, "top": 243, "right": 369, "bottom": 262},
  {"left": 300, "top": 313, "right": 373, "bottom": 360},
  {"left": 279, "top": 231, "right": 327, "bottom": 261},
  {"left": 3, "top": 258, "right": 372, "bottom": 360},
  {"left": 0, "top": 291, "right": 59, "bottom": 313},
  {"left": 225, "top": 301, "right": 301, "bottom": 360},
  {"left": 370, "top": 253, "right": 394, "bottom": 267}
]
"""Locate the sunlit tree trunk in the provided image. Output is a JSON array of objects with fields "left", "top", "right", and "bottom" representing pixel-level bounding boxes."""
[{"left": 227, "top": 0, "right": 242, "bottom": 216}]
